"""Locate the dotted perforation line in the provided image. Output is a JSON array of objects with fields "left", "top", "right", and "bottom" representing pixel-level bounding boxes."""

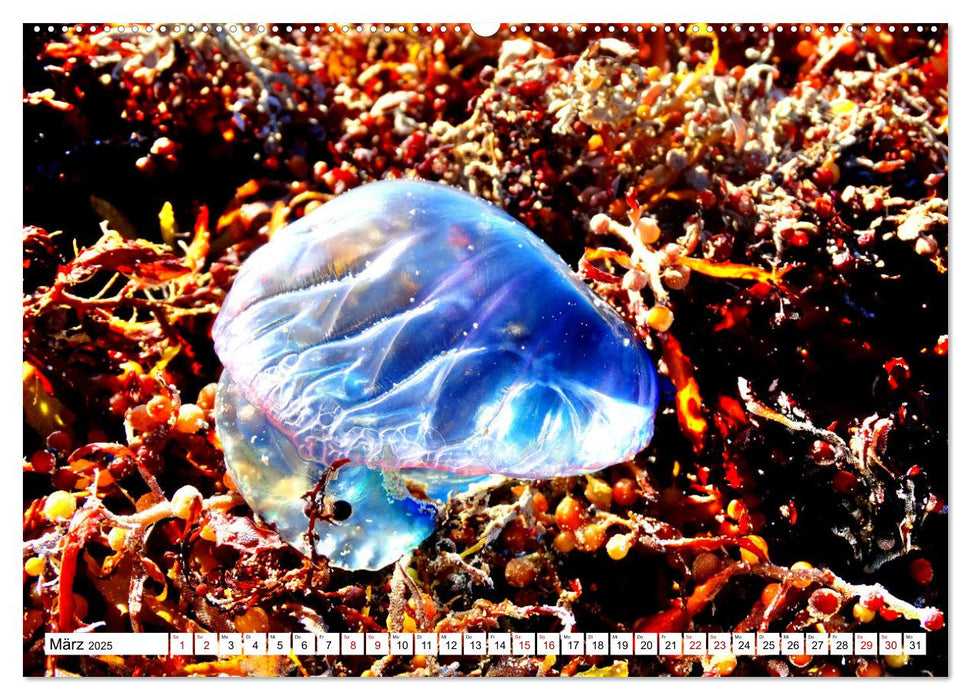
[{"left": 32, "top": 23, "right": 942, "bottom": 36}]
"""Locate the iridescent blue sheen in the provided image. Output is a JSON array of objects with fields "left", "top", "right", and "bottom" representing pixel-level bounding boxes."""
[{"left": 213, "top": 180, "right": 657, "bottom": 570}]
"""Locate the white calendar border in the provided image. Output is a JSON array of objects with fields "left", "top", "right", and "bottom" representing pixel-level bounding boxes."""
[{"left": 7, "top": 0, "right": 965, "bottom": 694}]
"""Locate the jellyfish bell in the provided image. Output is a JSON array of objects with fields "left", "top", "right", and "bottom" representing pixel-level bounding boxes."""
[{"left": 213, "top": 179, "right": 658, "bottom": 570}]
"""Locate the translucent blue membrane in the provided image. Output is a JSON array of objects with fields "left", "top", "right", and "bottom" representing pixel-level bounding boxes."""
[
  {"left": 213, "top": 180, "right": 657, "bottom": 570},
  {"left": 214, "top": 372, "right": 442, "bottom": 571}
]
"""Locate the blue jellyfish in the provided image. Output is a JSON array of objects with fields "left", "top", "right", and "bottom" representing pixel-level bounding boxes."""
[{"left": 213, "top": 180, "right": 657, "bottom": 570}]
